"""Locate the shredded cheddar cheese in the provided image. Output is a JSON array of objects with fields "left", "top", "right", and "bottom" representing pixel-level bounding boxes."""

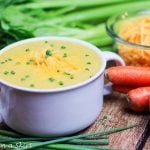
[
  {"left": 118, "top": 15, "right": 150, "bottom": 66},
  {"left": 29, "top": 49, "right": 81, "bottom": 76}
]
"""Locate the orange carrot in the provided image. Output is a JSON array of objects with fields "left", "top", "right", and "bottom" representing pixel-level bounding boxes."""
[
  {"left": 106, "top": 66, "right": 150, "bottom": 86},
  {"left": 112, "top": 84, "right": 139, "bottom": 94},
  {"left": 127, "top": 87, "right": 150, "bottom": 112}
]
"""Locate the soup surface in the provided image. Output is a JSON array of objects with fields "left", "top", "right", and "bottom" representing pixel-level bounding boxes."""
[{"left": 0, "top": 39, "right": 101, "bottom": 89}]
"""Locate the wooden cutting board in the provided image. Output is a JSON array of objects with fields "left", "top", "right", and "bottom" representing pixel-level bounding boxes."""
[
  {"left": 144, "top": 136, "right": 150, "bottom": 150},
  {"left": 83, "top": 92, "right": 150, "bottom": 150},
  {"left": 143, "top": 120, "right": 150, "bottom": 150}
]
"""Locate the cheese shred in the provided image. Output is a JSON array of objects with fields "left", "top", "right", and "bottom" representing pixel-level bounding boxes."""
[
  {"left": 29, "top": 50, "right": 81, "bottom": 76},
  {"left": 118, "top": 15, "right": 150, "bottom": 66}
]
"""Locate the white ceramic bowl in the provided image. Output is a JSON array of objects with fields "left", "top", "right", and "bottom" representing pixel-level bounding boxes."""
[{"left": 0, "top": 37, "right": 124, "bottom": 137}]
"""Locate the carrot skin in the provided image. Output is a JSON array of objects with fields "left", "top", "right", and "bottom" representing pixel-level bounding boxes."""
[
  {"left": 112, "top": 84, "right": 139, "bottom": 94},
  {"left": 107, "top": 66, "right": 150, "bottom": 86},
  {"left": 127, "top": 87, "right": 150, "bottom": 111}
]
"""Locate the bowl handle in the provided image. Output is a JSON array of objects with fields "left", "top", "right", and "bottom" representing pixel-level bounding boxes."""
[{"left": 102, "top": 51, "right": 125, "bottom": 95}]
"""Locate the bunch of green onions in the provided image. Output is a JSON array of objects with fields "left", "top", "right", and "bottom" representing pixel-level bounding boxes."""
[
  {"left": 0, "top": 124, "right": 137, "bottom": 150},
  {"left": 0, "top": 0, "right": 150, "bottom": 50}
]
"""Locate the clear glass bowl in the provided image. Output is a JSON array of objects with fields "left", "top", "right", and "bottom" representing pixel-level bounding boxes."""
[{"left": 106, "top": 10, "right": 150, "bottom": 66}]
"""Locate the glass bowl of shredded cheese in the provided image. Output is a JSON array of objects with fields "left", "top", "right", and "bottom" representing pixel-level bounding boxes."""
[{"left": 106, "top": 10, "right": 150, "bottom": 66}]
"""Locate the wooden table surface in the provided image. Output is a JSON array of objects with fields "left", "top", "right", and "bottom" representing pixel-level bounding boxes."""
[
  {"left": 144, "top": 136, "right": 150, "bottom": 150},
  {"left": 0, "top": 92, "right": 149, "bottom": 150},
  {"left": 83, "top": 92, "right": 150, "bottom": 150}
]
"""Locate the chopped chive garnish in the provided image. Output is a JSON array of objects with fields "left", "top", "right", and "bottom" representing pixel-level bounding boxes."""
[
  {"left": 17, "top": 124, "right": 136, "bottom": 149},
  {"left": 89, "top": 75, "right": 93, "bottom": 78},
  {"left": 25, "top": 48, "right": 30, "bottom": 52},
  {"left": 45, "top": 50, "right": 52, "bottom": 57},
  {"left": 26, "top": 61, "right": 30, "bottom": 65},
  {"left": 50, "top": 44, "right": 54, "bottom": 47},
  {"left": 21, "top": 78, "right": 25, "bottom": 81},
  {"left": 16, "top": 62, "right": 21, "bottom": 65},
  {"left": 1, "top": 62, "right": 4, "bottom": 64},
  {"left": 30, "top": 84, "right": 35, "bottom": 87},
  {"left": 48, "top": 78, "right": 55, "bottom": 82},
  {"left": 25, "top": 75, "right": 30, "bottom": 78},
  {"left": 10, "top": 70, "right": 15, "bottom": 75},
  {"left": 4, "top": 71, "right": 9, "bottom": 75},
  {"left": 63, "top": 53, "right": 68, "bottom": 57},
  {"left": 44, "top": 41, "right": 48, "bottom": 44},
  {"left": 61, "top": 45, "right": 66, "bottom": 49},
  {"left": 5, "top": 60, "right": 8, "bottom": 62},
  {"left": 85, "top": 68, "right": 89, "bottom": 71},
  {"left": 8, "top": 58, "right": 12, "bottom": 61},
  {"left": 87, "top": 62, "right": 91, "bottom": 65},
  {"left": 85, "top": 54, "right": 89, "bottom": 57},
  {"left": 58, "top": 81, "right": 64, "bottom": 86},
  {"left": 64, "top": 72, "right": 70, "bottom": 75},
  {"left": 57, "top": 70, "right": 60, "bottom": 72},
  {"left": 70, "top": 75, "right": 74, "bottom": 79}
]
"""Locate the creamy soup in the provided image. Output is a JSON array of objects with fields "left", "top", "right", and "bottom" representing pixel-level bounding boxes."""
[{"left": 0, "top": 40, "right": 101, "bottom": 89}]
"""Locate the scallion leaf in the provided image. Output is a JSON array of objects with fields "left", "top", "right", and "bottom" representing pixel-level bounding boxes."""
[{"left": 20, "top": 125, "right": 137, "bottom": 149}]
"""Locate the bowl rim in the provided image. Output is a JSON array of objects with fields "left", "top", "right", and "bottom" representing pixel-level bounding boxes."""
[
  {"left": 106, "top": 9, "right": 150, "bottom": 49},
  {"left": 0, "top": 36, "right": 106, "bottom": 93}
]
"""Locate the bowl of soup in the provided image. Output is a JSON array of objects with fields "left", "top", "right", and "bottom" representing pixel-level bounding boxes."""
[{"left": 0, "top": 37, "right": 124, "bottom": 137}]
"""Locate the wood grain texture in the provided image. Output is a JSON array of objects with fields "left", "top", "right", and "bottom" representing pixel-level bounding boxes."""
[
  {"left": 144, "top": 136, "right": 150, "bottom": 150},
  {"left": 83, "top": 92, "right": 150, "bottom": 150},
  {"left": 143, "top": 120, "right": 150, "bottom": 150}
]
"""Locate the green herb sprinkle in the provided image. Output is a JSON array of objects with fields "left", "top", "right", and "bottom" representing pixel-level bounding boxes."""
[
  {"left": 48, "top": 78, "right": 55, "bottom": 82},
  {"left": 8, "top": 58, "right": 12, "bottom": 61},
  {"left": 50, "top": 44, "right": 54, "bottom": 47},
  {"left": 46, "top": 50, "right": 52, "bottom": 57},
  {"left": 64, "top": 72, "right": 70, "bottom": 75},
  {"left": 4, "top": 71, "right": 9, "bottom": 75},
  {"left": 25, "top": 75, "right": 30, "bottom": 78},
  {"left": 61, "top": 45, "right": 66, "bottom": 49},
  {"left": 25, "top": 48, "right": 30, "bottom": 52},
  {"left": 58, "top": 81, "right": 64, "bottom": 86},
  {"left": 85, "top": 68, "right": 89, "bottom": 71},
  {"left": 70, "top": 75, "right": 74, "bottom": 79},
  {"left": 30, "top": 84, "right": 35, "bottom": 87},
  {"left": 63, "top": 53, "right": 68, "bottom": 58},
  {"left": 21, "top": 78, "right": 25, "bottom": 81},
  {"left": 10, "top": 70, "right": 15, "bottom": 75},
  {"left": 26, "top": 61, "right": 30, "bottom": 65},
  {"left": 87, "top": 62, "right": 91, "bottom": 65}
]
